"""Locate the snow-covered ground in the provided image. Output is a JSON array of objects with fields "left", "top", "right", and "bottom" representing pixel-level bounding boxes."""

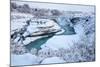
[
  {"left": 10, "top": 0, "right": 95, "bottom": 66},
  {"left": 41, "top": 35, "right": 80, "bottom": 50},
  {"left": 11, "top": 53, "right": 66, "bottom": 66},
  {"left": 11, "top": 12, "right": 33, "bottom": 32},
  {"left": 11, "top": 53, "right": 38, "bottom": 66},
  {"left": 41, "top": 57, "right": 66, "bottom": 64}
]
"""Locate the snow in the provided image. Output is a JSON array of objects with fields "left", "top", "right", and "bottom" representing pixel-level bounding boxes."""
[
  {"left": 11, "top": 12, "right": 33, "bottom": 19},
  {"left": 13, "top": 36, "right": 20, "bottom": 43},
  {"left": 11, "top": 12, "right": 33, "bottom": 31},
  {"left": 11, "top": 19, "right": 26, "bottom": 31},
  {"left": 26, "top": 23, "right": 39, "bottom": 34},
  {"left": 41, "top": 34, "right": 80, "bottom": 50},
  {"left": 74, "top": 23, "right": 85, "bottom": 35},
  {"left": 11, "top": 53, "right": 38, "bottom": 66},
  {"left": 41, "top": 57, "right": 66, "bottom": 64},
  {"left": 11, "top": 52, "right": 66, "bottom": 66}
]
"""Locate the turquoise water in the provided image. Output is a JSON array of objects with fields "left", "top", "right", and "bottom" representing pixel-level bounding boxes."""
[{"left": 25, "top": 33, "right": 55, "bottom": 51}]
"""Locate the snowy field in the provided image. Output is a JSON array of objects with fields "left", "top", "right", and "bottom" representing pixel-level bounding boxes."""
[{"left": 10, "top": 0, "right": 95, "bottom": 66}]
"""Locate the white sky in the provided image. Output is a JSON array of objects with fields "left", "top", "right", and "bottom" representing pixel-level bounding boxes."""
[{"left": 11, "top": 0, "right": 95, "bottom": 13}]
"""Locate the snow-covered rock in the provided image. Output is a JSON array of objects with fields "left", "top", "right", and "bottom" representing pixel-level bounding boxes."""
[
  {"left": 41, "top": 57, "right": 66, "bottom": 64},
  {"left": 26, "top": 18, "right": 62, "bottom": 35}
]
